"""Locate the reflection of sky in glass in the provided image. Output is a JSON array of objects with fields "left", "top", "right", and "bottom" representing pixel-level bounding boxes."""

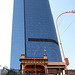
[{"left": 11, "top": 0, "right": 62, "bottom": 69}]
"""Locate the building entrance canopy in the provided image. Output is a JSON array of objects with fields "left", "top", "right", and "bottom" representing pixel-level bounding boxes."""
[{"left": 19, "top": 54, "right": 65, "bottom": 75}]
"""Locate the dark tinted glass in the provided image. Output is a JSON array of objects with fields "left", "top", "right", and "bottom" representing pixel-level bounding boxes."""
[{"left": 11, "top": 0, "right": 62, "bottom": 69}]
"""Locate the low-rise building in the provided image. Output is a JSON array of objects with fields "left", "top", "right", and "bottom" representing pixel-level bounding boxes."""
[{"left": 19, "top": 54, "right": 65, "bottom": 75}]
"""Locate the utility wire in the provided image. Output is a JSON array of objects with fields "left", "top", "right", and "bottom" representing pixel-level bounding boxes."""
[
  {"left": 61, "top": 18, "right": 75, "bottom": 36},
  {"left": 58, "top": 15, "right": 65, "bottom": 27}
]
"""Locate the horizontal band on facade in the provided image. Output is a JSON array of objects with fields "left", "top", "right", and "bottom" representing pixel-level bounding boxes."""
[
  {"left": 28, "top": 38, "right": 58, "bottom": 45},
  {"left": 20, "top": 59, "right": 48, "bottom": 61},
  {"left": 47, "top": 65, "right": 65, "bottom": 66}
]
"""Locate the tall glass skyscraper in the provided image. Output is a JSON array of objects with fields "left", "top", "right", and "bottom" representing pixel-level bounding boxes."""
[{"left": 11, "top": 0, "right": 62, "bottom": 69}]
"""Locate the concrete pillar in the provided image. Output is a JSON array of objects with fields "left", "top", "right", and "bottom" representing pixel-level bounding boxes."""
[
  {"left": 44, "top": 64, "right": 47, "bottom": 74},
  {"left": 62, "top": 71, "right": 63, "bottom": 75},
  {"left": 46, "top": 68, "right": 48, "bottom": 74},
  {"left": 43, "top": 55, "right": 47, "bottom": 59},
  {"left": 21, "top": 64, "right": 25, "bottom": 74},
  {"left": 21, "top": 54, "right": 25, "bottom": 59},
  {"left": 62, "top": 70, "right": 65, "bottom": 75}
]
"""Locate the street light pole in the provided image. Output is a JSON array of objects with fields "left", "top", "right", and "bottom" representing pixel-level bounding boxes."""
[{"left": 56, "top": 10, "right": 75, "bottom": 69}]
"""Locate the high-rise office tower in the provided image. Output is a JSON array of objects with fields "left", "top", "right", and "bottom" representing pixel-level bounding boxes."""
[{"left": 11, "top": 0, "right": 62, "bottom": 69}]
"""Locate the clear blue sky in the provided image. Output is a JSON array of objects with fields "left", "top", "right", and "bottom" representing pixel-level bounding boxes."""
[
  {"left": 0, "top": 0, "right": 75, "bottom": 69},
  {"left": 49, "top": 0, "right": 75, "bottom": 69}
]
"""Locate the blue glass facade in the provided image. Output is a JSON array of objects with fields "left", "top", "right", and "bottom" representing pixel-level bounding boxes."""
[{"left": 11, "top": 0, "right": 62, "bottom": 69}]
